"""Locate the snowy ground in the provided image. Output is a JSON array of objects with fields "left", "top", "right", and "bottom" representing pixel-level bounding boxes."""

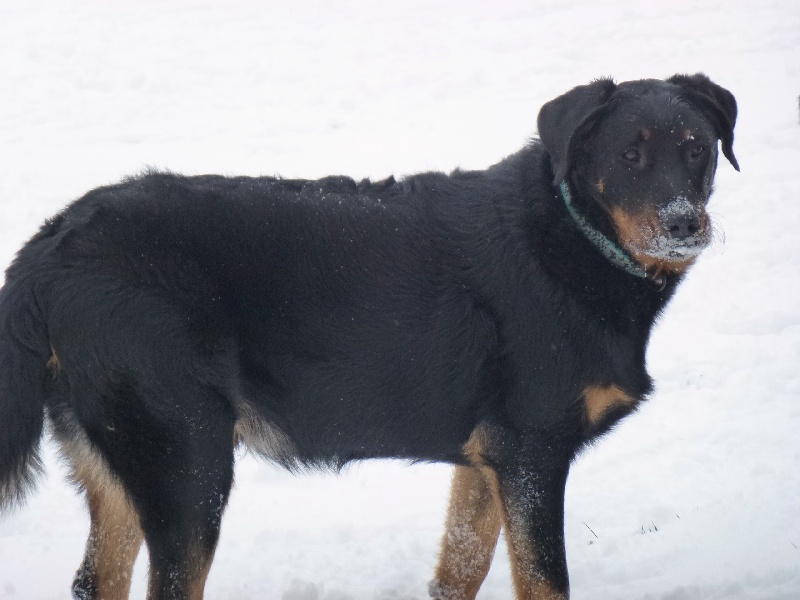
[{"left": 1, "top": 1, "right": 799, "bottom": 598}]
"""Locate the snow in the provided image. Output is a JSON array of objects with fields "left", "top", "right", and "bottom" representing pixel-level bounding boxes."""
[{"left": 1, "top": 0, "right": 799, "bottom": 598}]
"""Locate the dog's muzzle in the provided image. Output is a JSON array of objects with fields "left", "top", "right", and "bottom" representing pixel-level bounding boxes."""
[{"left": 642, "top": 197, "right": 711, "bottom": 260}]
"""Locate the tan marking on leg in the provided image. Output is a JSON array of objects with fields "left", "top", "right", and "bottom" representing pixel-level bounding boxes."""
[
  {"left": 63, "top": 439, "right": 143, "bottom": 600},
  {"left": 583, "top": 385, "right": 637, "bottom": 426},
  {"left": 145, "top": 529, "right": 217, "bottom": 599},
  {"left": 433, "top": 428, "right": 569, "bottom": 599},
  {"left": 505, "top": 551, "right": 566, "bottom": 600},
  {"left": 462, "top": 425, "right": 491, "bottom": 468},
  {"left": 431, "top": 427, "right": 503, "bottom": 599},
  {"left": 187, "top": 548, "right": 214, "bottom": 600},
  {"left": 431, "top": 465, "right": 503, "bottom": 599},
  {"left": 463, "top": 428, "right": 566, "bottom": 599},
  {"left": 500, "top": 500, "right": 567, "bottom": 600},
  {"left": 46, "top": 346, "right": 61, "bottom": 376}
]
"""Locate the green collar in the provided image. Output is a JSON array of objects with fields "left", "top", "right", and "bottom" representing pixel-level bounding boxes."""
[{"left": 559, "top": 181, "right": 657, "bottom": 283}]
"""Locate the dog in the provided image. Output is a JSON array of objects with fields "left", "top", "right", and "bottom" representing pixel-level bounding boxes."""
[{"left": 0, "top": 73, "right": 738, "bottom": 599}]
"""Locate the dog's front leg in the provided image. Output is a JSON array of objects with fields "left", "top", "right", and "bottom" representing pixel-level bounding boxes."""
[
  {"left": 429, "top": 465, "right": 503, "bottom": 600},
  {"left": 495, "top": 443, "right": 571, "bottom": 600}
]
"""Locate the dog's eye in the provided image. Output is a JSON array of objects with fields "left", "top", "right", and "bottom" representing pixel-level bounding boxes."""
[
  {"left": 622, "top": 148, "right": 641, "bottom": 163},
  {"left": 689, "top": 144, "right": 706, "bottom": 158}
]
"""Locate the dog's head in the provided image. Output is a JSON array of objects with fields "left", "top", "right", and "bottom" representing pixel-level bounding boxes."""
[{"left": 538, "top": 73, "right": 739, "bottom": 275}]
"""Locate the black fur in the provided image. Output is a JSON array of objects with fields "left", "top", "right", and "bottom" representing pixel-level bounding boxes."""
[{"left": 0, "top": 74, "right": 738, "bottom": 599}]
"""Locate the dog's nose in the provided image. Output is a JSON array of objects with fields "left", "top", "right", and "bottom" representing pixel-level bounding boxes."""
[
  {"left": 663, "top": 212, "right": 701, "bottom": 240},
  {"left": 659, "top": 199, "right": 702, "bottom": 240}
]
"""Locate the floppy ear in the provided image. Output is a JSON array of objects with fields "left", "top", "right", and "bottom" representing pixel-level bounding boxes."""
[
  {"left": 537, "top": 78, "right": 617, "bottom": 185},
  {"left": 667, "top": 73, "right": 740, "bottom": 171}
]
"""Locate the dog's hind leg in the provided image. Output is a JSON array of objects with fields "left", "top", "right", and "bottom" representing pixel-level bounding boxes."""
[
  {"left": 62, "top": 436, "right": 144, "bottom": 600},
  {"left": 55, "top": 374, "right": 236, "bottom": 599},
  {"left": 429, "top": 465, "right": 503, "bottom": 600},
  {"left": 45, "top": 284, "right": 239, "bottom": 599},
  {"left": 106, "top": 387, "right": 237, "bottom": 600}
]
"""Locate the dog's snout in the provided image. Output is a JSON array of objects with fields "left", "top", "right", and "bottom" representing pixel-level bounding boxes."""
[
  {"left": 663, "top": 211, "right": 701, "bottom": 240},
  {"left": 659, "top": 198, "right": 703, "bottom": 240}
]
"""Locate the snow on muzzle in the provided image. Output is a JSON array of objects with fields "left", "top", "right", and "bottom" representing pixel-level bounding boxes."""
[{"left": 612, "top": 197, "right": 712, "bottom": 267}]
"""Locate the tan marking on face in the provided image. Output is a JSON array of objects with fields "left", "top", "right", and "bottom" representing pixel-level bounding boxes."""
[
  {"left": 583, "top": 385, "right": 637, "bottom": 426},
  {"left": 595, "top": 179, "right": 605, "bottom": 194},
  {"left": 639, "top": 128, "right": 652, "bottom": 141},
  {"left": 610, "top": 207, "right": 701, "bottom": 274},
  {"left": 62, "top": 438, "right": 143, "bottom": 600},
  {"left": 684, "top": 129, "right": 695, "bottom": 141}
]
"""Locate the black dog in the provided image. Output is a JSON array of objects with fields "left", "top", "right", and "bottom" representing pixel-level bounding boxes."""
[{"left": 0, "top": 74, "right": 738, "bottom": 599}]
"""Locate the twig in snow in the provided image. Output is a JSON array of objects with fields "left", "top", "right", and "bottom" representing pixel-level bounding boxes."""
[{"left": 582, "top": 522, "right": 599, "bottom": 539}]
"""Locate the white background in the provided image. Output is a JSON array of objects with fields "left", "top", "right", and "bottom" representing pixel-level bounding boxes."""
[{"left": 1, "top": 1, "right": 798, "bottom": 598}]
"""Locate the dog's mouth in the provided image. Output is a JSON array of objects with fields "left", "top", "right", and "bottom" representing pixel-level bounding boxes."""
[
  {"left": 611, "top": 201, "right": 712, "bottom": 273},
  {"left": 629, "top": 229, "right": 711, "bottom": 260}
]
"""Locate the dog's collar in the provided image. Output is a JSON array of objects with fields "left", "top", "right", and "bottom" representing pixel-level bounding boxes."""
[{"left": 559, "top": 181, "right": 666, "bottom": 289}]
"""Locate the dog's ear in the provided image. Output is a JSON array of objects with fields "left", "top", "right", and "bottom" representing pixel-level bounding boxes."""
[
  {"left": 668, "top": 73, "right": 740, "bottom": 171},
  {"left": 537, "top": 78, "right": 617, "bottom": 185}
]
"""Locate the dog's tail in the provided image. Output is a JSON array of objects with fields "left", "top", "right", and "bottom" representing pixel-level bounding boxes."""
[{"left": 0, "top": 271, "right": 49, "bottom": 513}]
